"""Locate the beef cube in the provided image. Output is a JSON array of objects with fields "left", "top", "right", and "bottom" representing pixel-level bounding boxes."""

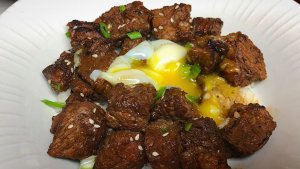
[
  {"left": 192, "top": 17, "right": 223, "bottom": 36},
  {"left": 219, "top": 32, "right": 267, "bottom": 86},
  {"left": 95, "top": 1, "right": 151, "bottom": 41},
  {"left": 221, "top": 103, "right": 276, "bottom": 156},
  {"left": 77, "top": 41, "right": 116, "bottom": 99},
  {"left": 42, "top": 50, "right": 74, "bottom": 92},
  {"left": 48, "top": 101, "right": 107, "bottom": 160},
  {"left": 151, "top": 3, "right": 192, "bottom": 42},
  {"left": 94, "top": 130, "right": 146, "bottom": 169},
  {"left": 180, "top": 118, "right": 231, "bottom": 169},
  {"left": 70, "top": 75, "right": 100, "bottom": 101},
  {"left": 145, "top": 119, "right": 181, "bottom": 169},
  {"left": 119, "top": 37, "right": 146, "bottom": 55},
  {"left": 187, "top": 36, "right": 228, "bottom": 73},
  {"left": 65, "top": 92, "right": 89, "bottom": 104},
  {"left": 67, "top": 20, "right": 105, "bottom": 49},
  {"left": 152, "top": 88, "right": 198, "bottom": 121},
  {"left": 106, "top": 83, "right": 156, "bottom": 131}
]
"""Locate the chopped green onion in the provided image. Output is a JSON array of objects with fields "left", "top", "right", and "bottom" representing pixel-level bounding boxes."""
[
  {"left": 99, "top": 22, "right": 110, "bottom": 39},
  {"left": 160, "top": 127, "right": 168, "bottom": 134},
  {"left": 154, "top": 86, "right": 167, "bottom": 101},
  {"left": 51, "top": 83, "right": 61, "bottom": 92},
  {"left": 184, "top": 42, "right": 193, "bottom": 50},
  {"left": 119, "top": 5, "right": 126, "bottom": 12},
  {"left": 189, "top": 64, "right": 201, "bottom": 79},
  {"left": 41, "top": 99, "right": 65, "bottom": 108},
  {"left": 184, "top": 122, "right": 193, "bottom": 131},
  {"left": 127, "top": 31, "right": 142, "bottom": 40},
  {"left": 65, "top": 31, "right": 71, "bottom": 38},
  {"left": 79, "top": 155, "right": 96, "bottom": 169},
  {"left": 185, "top": 94, "right": 199, "bottom": 103}
]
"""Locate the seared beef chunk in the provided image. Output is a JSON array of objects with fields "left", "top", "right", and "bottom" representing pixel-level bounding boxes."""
[
  {"left": 151, "top": 3, "right": 192, "bottom": 42},
  {"left": 70, "top": 75, "right": 100, "bottom": 101},
  {"left": 145, "top": 119, "right": 181, "bottom": 169},
  {"left": 187, "top": 36, "right": 228, "bottom": 73},
  {"left": 120, "top": 37, "right": 146, "bottom": 55},
  {"left": 152, "top": 88, "right": 198, "bottom": 121},
  {"left": 42, "top": 50, "right": 74, "bottom": 92},
  {"left": 94, "top": 130, "right": 146, "bottom": 169},
  {"left": 66, "top": 92, "right": 89, "bottom": 104},
  {"left": 192, "top": 17, "right": 223, "bottom": 36},
  {"left": 77, "top": 41, "right": 116, "bottom": 99},
  {"left": 95, "top": 1, "right": 151, "bottom": 41},
  {"left": 48, "top": 102, "right": 107, "bottom": 160},
  {"left": 67, "top": 20, "right": 104, "bottom": 49},
  {"left": 180, "top": 118, "right": 231, "bottom": 169},
  {"left": 221, "top": 103, "right": 276, "bottom": 156},
  {"left": 106, "top": 83, "right": 156, "bottom": 131},
  {"left": 219, "top": 32, "right": 267, "bottom": 86}
]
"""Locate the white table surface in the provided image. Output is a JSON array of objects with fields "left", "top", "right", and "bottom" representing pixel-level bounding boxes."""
[{"left": 0, "top": 0, "right": 16, "bottom": 14}]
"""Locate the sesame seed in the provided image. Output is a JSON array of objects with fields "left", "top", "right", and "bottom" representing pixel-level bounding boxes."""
[
  {"left": 93, "top": 128, "right": 96, "bottom": 132},
  {"left": 94, "top": 124, "right": 100, "bottom": 128},
  {"left": 47, "top": 80, "right": 51, "bottom": 84},
  {"left": 65, "top": 50, "right": 71, "bottom": 54},
  {"left": 138, "top": 145, "right": 143, "bottom": 150},
  {"left": 158, "top": 26, "right": 163, "bottom": 30},
  {"left": 80, "top": 93, "right": 84, "bottom": 97},
  {"left": 92, "top": 54, "right": 98, "bottom": 58},
  {"left": 153, "top": 28, "right": 158, "bottom": 32},
  {"left": 71, "top": 68, "right": 74, "bottom": 73},
  {"left": 64, "top": 59, "right": 70, "bottom": 63},
  {"left": 193, "top": 117, "right": 199, "bottom": 120},
  {"left": 159, "top": 13, "right": 164, "bottom": 16},
  {"left": 203, "top": 93, "right": 211, "bottom": 100},
  {"left": 130, "top": 137, "right": 133, "bottom": 141},
  {"left": 107, "top": 24, "right": 112, "bottom": 29},
  {"left": 170, "top": 18, "right": 174, "bottom": 23},
  {"left": 135, "top": 134, "right": 140, "bottom": 141},
  {"left": 234, "top": 112, "right": 240, "bottom": 118},
  {"left": 68, "top": 124, "right": 74, "bottom": 129},
  {"left": 162, "top": 132, "right": 169, "bottom": 137},
  {"left": 73, "top": 26, "right": 78, "bottom": 30},
  {"left": 152, "top": 152, "right": 159, "bottom": 156},
  {"left": 190, "top": 26, "right": 193, "bottom": 28},
  {"left": 175, "top": 5, "right": 179, "bottom": 9},
  {"left": 87, "top": 37, "right": 92, "bottom": 40},
  {"left": 89, "top": 118, "right": 94, "bottom": 124},
  {"left": 118, "top": 24, "right": 126, "bottom": 29},
  {"left": 66, "top": 61, "right": 71, "bottom": 65},
  {"left": 189, "top": 18, "right": 193, "bottom": 23},
  {"left": 93, "top": 108, "right": 96, "bottom": 113}
]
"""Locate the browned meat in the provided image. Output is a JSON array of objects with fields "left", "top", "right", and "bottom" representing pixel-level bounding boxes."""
[
  {"left": 65, "top": 92, "right": 89, "bottom": 104},
  {"left": 120, "top": 37, "right": 146, "bottom": 55},
  {"left": 145, "top": 119, "right": 181, "bottom": 169},
  {"left": 106, "top": 83, "right": 156, "bottom": 131},
  {"left": 219, "top": 32, "right": 267, "bottom": 86},
  {"left": 94, "top": 130, "right": 146, "bottom": 169},
  {"left": 180, "top": 118, "right": 231, "bottom": 169},
  {"left": 187, "top": 36, "right": 228, "bottom": 73},
  {"left": 152, "top": 88, "right": 198, "bottom": 121},
  {"left": 221, "top": 103, "right": 276, "bottom": 156},
  {"left": 77, "top": 41, "right": 116, "bottom": 99},
  {"left": 67, "top": 20, "right": 105, "bottom": 49},
  {"left": 70, "top": 75, "right": 100, "bottom": 101},
  {"left": 42, "top": 50, "right": 74, "bottom": 92},
  {"left": 48, "top": 101, "right": 107, "bottom": 160},
  {"left": 151, "top": 3, "right": 192, "bottom": 42},
  {"left": 192, "top": 17, "right": 223, "bottom": 36},
  {"left": 95, "top": 1, "right": 151, "bottom": 41}
]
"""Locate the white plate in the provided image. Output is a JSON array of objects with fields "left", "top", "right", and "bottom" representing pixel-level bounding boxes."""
[{"left": 0, "top": 0, "right": 299, "bottom": 168}]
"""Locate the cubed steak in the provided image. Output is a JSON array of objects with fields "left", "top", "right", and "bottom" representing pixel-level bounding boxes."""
[
  {"left": 42, "top": 50, "right": 74, "bottom": 92},
  {"left": 151, "top": 3, "right": 192, "bottom": 42},
  {"left": 180, "top": 118, "right": 231, "bottom": 169},
  {"left": 221, "top": 103, "right": 276, "bottom": 156},
  {"left": 94, "top": 1, "right": 151, "bottom": 41},
  {"left": 119, "top": 37, "right": 146, "bottom": 55},
  {"left": 219, "top": 32, "right": 267, "bottom": 86},
  {"left": 152, "top": 87, "right": 198, "bottom": 121},
  {"left": 70, "top": 75, "right": 100, "bottom": 101},
  {"left": 48, "top": 101, "right": 107, "bottom": 160},
  {"left": 187, "top": 36, "right": 228, "bottom": 73},
  {"left": 145, "top": 119, "right": 181, "bottom": 169},
  {"left": 192, "top": 17, "right": 223, "bottom": 36},
  {"left": 94, "top": 130, "right": 146, "bottom": 169},
  {"left": 106, "top": 83, "right": 156, "bottom": 131}
]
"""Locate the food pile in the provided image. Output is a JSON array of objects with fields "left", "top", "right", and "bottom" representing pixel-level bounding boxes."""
[{"left": 42, "top": 1, "right": 276, "bottom": 169}]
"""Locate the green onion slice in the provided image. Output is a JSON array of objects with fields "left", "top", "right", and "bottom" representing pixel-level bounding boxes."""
[
  {"left": 154, "top": 86, "right": 167, "bottom": 101},
  {"left": 184, "top": 42, "right": 193, "bottom": 50},
  {"left": 51, "top": 83, "right": 61, "bottom": 92},
  {"left": 119, "top": 5, "right": 126, "bottom": 12},
  {"left": 127, "top": 31, "right": 142, "bottom": 40},
  {"left": 41, "top": 99, "right": 65, "bottom": 108},
  {"left": 160, "top": 127, "right": 168, "bottom": 134},
  {"left": 79, "top": 155, "right": 96, "bottom": 169},
  {"left": 185, "top": 94, "right": 199, "bottom": 103},
  {"left": 184, "top": 122, "right": 193, "bottom": 131},
  {"left": 99, "top": 22, "right": 110, "bottom": 39},
  {"left": 189, "top": 64, "right": 201, "bottom": 79},
  {"left": 65, "top": 31, "right": 71, "bottom": 38}
]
